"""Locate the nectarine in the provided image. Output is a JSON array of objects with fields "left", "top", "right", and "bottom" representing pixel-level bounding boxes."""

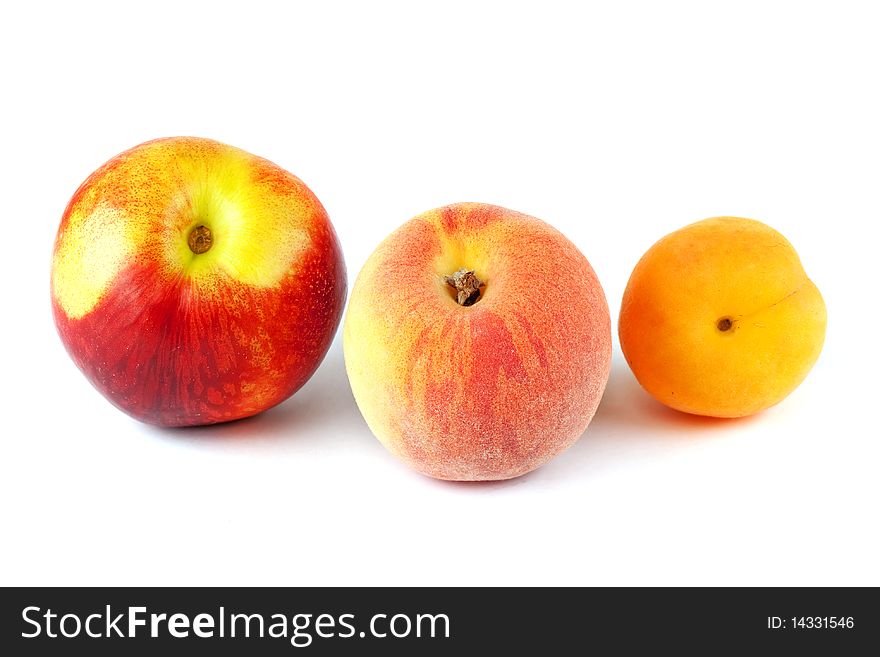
[{"left": 52, "top": 137, "right": 346, "bottom": 426}]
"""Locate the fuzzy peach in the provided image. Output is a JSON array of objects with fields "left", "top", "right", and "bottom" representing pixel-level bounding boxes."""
[
  {"left": 343, "top": 203, "right": 611, "bottom": 481},
  {"left": 619, "top": 217, "right": 826, "bottom": 418}
]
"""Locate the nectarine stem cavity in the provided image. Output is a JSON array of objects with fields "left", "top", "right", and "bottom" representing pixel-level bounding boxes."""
[
  {"left": 445, "top": 269, "right": 484, "bottom": 306},
  {"left": 717, "top": 317, "right": 734, "bottom": 332},
  {"left": 187, "top": 225, "right": 213, "bottom": 254}
]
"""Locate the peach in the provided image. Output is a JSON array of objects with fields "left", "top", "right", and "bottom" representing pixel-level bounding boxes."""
[
  {"left": 343, "top": 203, "right": 611, "bottom": 481},
  {"left": 619, "top": 217, "right": 826, "bottom": 418}
]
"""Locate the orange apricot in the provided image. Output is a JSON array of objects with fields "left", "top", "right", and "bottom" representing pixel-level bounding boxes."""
[{"left": 619, "top": 217, "right": 826, "bottom": 418}]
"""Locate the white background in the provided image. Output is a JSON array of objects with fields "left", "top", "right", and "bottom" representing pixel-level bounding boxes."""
[{"left": 2, "top": 1, "right": 878, "bottom": 586}]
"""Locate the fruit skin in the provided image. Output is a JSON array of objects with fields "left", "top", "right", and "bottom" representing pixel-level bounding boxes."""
[
  {"left": 344, "top": 203, "right": 611, "bottom": 481},
  {"left": 619, "top": 217, "right": 826, "bottom": 418},
  {"left": 51, "top": 137, "right": 345, "bottom": 427}
]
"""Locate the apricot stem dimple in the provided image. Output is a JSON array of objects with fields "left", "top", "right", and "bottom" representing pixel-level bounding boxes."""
[
  {"left": 717, "top": 317, "right": 734, "bottom": 332},
  {"left": 188, "top": 225, "right": 213, "bottom": 254},
  {"left": 445, "top": 269, "right": 484, "bottom": 306}
]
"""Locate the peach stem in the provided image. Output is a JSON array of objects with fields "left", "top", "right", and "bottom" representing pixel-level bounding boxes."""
[{"left": 445, "top": 269, "right": 484, "bottom": 306}]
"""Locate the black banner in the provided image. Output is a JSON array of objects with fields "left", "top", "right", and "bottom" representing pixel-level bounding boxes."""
[{"left": 1, "top": 587, "right": 876, "bottom": 654}]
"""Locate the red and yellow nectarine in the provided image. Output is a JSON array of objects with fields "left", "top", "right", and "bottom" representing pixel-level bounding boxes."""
[{"left": 51, "top": 137, "right": 345, "bottom": 426}]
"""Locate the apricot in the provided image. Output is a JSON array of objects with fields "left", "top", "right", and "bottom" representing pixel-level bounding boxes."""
[
  {"left": 344, "top": 203, "right": 611, "bottom": 480},
  {"left": 619, "top": 217, "right": 826, "bottom": 418}
]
